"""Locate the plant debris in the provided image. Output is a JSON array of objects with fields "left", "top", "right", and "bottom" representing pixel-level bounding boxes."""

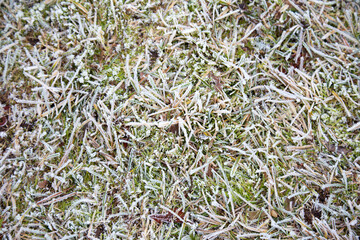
[
  {"left": 95, "top": 224, "right": 105, "bottom": 238},
  {"left": 38, "top": 180, "right": 49, "bottom": 189},
  {"left": 168, "top": 123, "right": 179, "bottom": 135},
  {"left": 150, "top": 208, "right": 185, "bottom": 224},
  {"left": 304, "top": 205, "right": 322, "bottom": 225}
]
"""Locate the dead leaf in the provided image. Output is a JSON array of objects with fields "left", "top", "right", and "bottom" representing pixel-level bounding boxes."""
[
  {"left": 247, "top": 210, "right": 267, "bottom": 220},
  {"left": 326, "top": 142, "right": 352, "bottom": 155},
  {"left": 209, "top": 72, "right": 223, "bottom": 92},
  {"left": 172, "top": 208, "right": 185, "bottom": 223},
  {"left": 150, "top": 208, "right": 185, "bottom": 224},
  {"left": 270, "top": 209, "right": 278, "bottom": 218},
  {"left": 150, "top": 212, "right": 173, "bottom": 224},
  {"left": 0, "top": 117, "right": 7, "bottom": 127},
  {"left": 169, "top": 123, "right": 179, "bottom": 135},
  {"left": 38, "top": 180, "right": 49, "bottom": 189}
]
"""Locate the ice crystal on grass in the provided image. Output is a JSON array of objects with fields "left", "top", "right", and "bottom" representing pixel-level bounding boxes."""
[{"left": 1, "top": 0, "right": 360, "bottom": 239}]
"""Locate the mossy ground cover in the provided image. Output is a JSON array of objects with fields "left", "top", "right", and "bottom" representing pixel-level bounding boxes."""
[{"left": 1, "top": 0, "right": 360, "bottom": 239}]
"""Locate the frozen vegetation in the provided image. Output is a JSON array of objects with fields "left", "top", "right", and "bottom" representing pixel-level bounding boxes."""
[{"left": 0, "top": 0, "right": 360, "bottom": 239}]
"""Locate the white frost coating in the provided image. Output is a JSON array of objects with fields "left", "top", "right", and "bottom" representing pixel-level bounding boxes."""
[
  {"left": 347, "top": 122, "right": 360, "bottom": 132},
  {"left": 2, "top": 0, "right": 359, "bottom": 239}
]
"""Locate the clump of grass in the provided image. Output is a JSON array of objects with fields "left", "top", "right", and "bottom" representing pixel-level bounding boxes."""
[{"left": 1, "top": 0, "right": 360, "bottom": 239}]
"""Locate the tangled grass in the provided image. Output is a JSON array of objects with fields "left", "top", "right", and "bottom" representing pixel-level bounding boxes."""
[{"left": 1, "top": 0, "right": 360, "bottom": 239}]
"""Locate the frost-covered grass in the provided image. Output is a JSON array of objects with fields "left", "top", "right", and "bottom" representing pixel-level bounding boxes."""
[{"left": 1, "top": 0, "right": 360, "bottom": 239}]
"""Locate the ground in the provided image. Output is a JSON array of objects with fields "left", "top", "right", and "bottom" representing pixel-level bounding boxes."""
[{"left": 0, "top": 0, "right": 360, "bottom": 239}]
